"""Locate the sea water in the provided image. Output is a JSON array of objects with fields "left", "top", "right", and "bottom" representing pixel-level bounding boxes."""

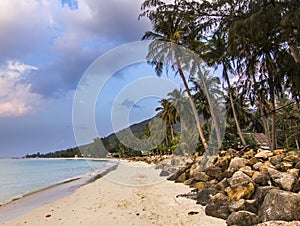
[{"left": 0, "top": 158, "right": 114, "bottom": 205}]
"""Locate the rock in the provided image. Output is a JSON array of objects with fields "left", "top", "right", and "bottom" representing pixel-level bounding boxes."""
[
  {"left": 293, "top": 178, "right": 300, "bottom": 193},
  {"left": 257, "top": 221, "right": 300, "bottom": 226},
  {"left": 273, "top": 149, "right": 287, "bottom": 155},
  {"left": 214, "top": 156, "right": 231, "bottom": 170},
  {"left": 240, "top": 166, "right": 255, "bottom": 177},
  {"left": 194, "top": 181, "right": 206, "bottom": 189},
  {"left": 205, "top": 165, "right": 223, "bottom": 178},
  {"left": 175, "top": 171, "right": 187, "bottom": 183},
  {"left": 226, "top": 182, "right": 255, "bottom": 201},
  {"left": 167, "top": 168, "right": 185, "bottom": 181},
  {"left": 248, "top": 157, "right": 261, "bottom": 166},
  {"left": 216, "top": 170, "right": 234, "bottom": 181},
  {"left": 251, "top": 186, "right": 278, "bottom": 210},
  {"left": 205, "top": 193, "right": 232, "bottom": 220},
  {"left": 288, "top": 168, "right": 299, "bottom": 178},
  {"left": 215, "top": 178, "right": 229, "bottom": 191},
  {"left": 269, "top": 154, "right": 284, "bottom": 166},
  {"left": 159, "top": 170, "right": 170, "bottom": 177},
  {"left": 229, "top": 199, "right": 257, "bottom": 213},
  {"left": 205, "top": 179, "right": 218, "bottom": 187},
  {"left": 183, "top": 178, "right": 195, "bottom": 186},
  {"left": 253, "top": 162, "right": 264, "bottom": 171},
  {"left": 295, "top": 161, "right": 300, "bottom": 169},
  {"left": 252, "top": 171, "right": 270, "bottom": 186},
  {"left": 258, "top": 189, "right": 300, "bottom": 221},
  {"left": 229, "top": 157, "right": 248, "bottom": 172},
  {"left": 279, "top": 161, "right": 294, "bottom": 172},
  {"left": 226, "top": 211, "right": 261, "bottom": 226},
  {"left": 196, "top": 188, "right": 219, "bottom": 206},
  {"left": 242, "top": 149, "right": 256, "bottom": 159},
  {"left": 268, "top": 168, "right": 296, "bottom": 191},
  {"left": 255, "top": 150, "right": 273, "bottom": 159},
  {"left": 228, "top": 171, "right": 253, "bottom": 188},
  {"left": 193, "top": 171, "right": 210, "bottom": 182},
  {"left": 284, "top": 152, "right": 300, "bottom": 164}
]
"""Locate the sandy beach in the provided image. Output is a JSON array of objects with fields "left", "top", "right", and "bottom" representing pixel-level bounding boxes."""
[{"left": 1, "top": 160, "right": 226, "bottom": 226}]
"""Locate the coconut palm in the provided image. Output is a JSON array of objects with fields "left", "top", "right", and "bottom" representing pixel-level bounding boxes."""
[{"left": 140, "top": 0, "right": 209, "bottom": 152}]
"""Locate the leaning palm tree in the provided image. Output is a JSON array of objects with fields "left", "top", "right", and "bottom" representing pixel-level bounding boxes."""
[
  {"left": 140, "top": 0, "right": 209, "bottom": 152},
  {"left": 190, "top": 69, "right": 225, "bottom": 148}
]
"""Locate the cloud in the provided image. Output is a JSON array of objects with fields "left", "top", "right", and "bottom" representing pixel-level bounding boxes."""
[
  {"left": 0, "top": 0, "right": 151, "bottom": 99},
  {"left": 0, "top": 60, "right": 43, "bottom": 117},
  {"left": 120, "top": 98, "right": 141, "bottom": 109}
]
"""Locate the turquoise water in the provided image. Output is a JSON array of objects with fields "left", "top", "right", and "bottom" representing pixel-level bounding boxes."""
[{"left": 0, "top": 158, "right": 114, "bottom": 205}]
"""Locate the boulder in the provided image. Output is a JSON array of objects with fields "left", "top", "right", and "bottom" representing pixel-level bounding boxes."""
[
  {"left": 159, "top": 170, "right": 170, "bottom": 177},
  {"left": 258, "top": 189, "right": 300, "bottom": 221},
  {"left": 229, "top": 157, "right": 248, "bottom": 172},
  {"left": 284, "top": 152, "right": 300, "bottom": 164},
  {"left": 214, "top": 156, "right": 231, "bottom": 170},
  {"left": 295, "top": 161, "right": 300, "bottom": 169},
  {"left": 226, "top": 211, "right": 261, "bottom": 226},
  {"left": 268, "top": 168, "right": 296, "bottom": 191},
  {"left": 216, "top": 170, "right": 234, "bottom": 181},
  {"left": 278, "top": 161, "right": 294, "bottom": 172},
  {"left": 193, "top": 181, "right": 206, "bottom": 189},
  {"left": 228, "top": 171, "right": 253, "bottom": 188},
  {"left": 287, "top": 168, "right": 299, "bottom": 178},
  {"left": 229, "top": 199, "right": 257, "bottom": 213},
  {"left": 205, "top": 165, "right": 223, "bottom": 178},
  {"left": 240, "top": 166, "right": 255, "bottom": 177},
  {"left": 257, "top": 221, "right": 300, "bottom": 226},
  {"left": 293, "top": 178, "right": 300, "bottom": 193},
  {"left": 251, "top": 186, "right": 278, "bottom": 210},
  {"left": 269, "top": 154, "right": 284, "bottom": 166},
  {"left": 273, "top": 149, "right": 287, "bottom": 155},
  {"left": 175, "top": 171, "right": 187, "bottom": 183},
  {"left": 205, "top": 193, "right": 232, "bottom": 220},
  {"left": 253, "top": 162, "right": 265, "bottom": 171},
  {"left": 183, "top": 178, "right": 195, "bottom": 186},
  {"left": 167, "top": 168, "right": 185, "bottom": 181},
  {"left": 255, "top": 150, "right": 273, "bottom": 159},
  {"left": 252, "top": 171, "right": 270, "bottom": 186},
  {"left": 242, "top": 149, "right": 256, "bottom": 159},
  {"left": 215, "top": 178, "right": 229, "bottom": 191},
  {"left": 226, "top": 182, "right": 255, "bottom": 201},
  {"left": 196, "top": 187, "right": 219, "bottom": 206},
  {"left": 248, "top": 157, "right": 261, "bottom": 166},
  {"left": 193, "top": 171, "right": 210, "bottom": 182}
]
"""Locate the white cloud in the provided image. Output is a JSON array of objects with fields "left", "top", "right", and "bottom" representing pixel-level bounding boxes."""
[{"left": 0, "top": 60, "right": 43, "bottom": 117}]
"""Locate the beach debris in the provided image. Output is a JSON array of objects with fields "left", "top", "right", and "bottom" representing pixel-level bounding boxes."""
[
  {"left": 188, "top": 211, "right": 199, "bottom": 215},
  {"left": 45, "top": 214, "right": 52, "bottom": 218}
]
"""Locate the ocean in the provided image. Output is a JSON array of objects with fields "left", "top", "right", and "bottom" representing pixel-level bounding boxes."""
[{"left": 0, "top": 158, "right": 116, "bottom": 205}]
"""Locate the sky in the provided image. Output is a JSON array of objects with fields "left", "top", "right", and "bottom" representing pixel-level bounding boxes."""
[{"left": 0, "top": 0, "right": 188, "bottom": 157}]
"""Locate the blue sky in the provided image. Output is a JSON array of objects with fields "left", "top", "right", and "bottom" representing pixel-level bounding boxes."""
[{"left": 0, "top": 0, "right": 189, "bottom": 157}]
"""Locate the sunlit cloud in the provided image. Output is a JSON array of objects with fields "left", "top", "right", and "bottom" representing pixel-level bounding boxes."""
[{"left": 0, "top": 60, "right": 43, "bottom": 117}]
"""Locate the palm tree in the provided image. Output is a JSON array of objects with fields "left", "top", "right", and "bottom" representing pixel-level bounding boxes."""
[
  {"left": 190, "top": 70, "right": 225, "bottom": 148},
  {"left": 140, "top": 0, "right": 209, "bottom": 152},
  {"left": 155, "top": 98, "right": 178, "bottom": 144}
]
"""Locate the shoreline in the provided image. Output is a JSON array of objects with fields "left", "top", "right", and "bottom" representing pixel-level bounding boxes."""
[
  {"left": 1, "top": 160, "right": 226, "bottom": 226},
  {"left": 0, "top": 162, "right": 118, "bottom": 223}
]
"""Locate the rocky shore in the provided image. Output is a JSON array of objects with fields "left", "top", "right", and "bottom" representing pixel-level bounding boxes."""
[{"left": 134, "top": 148, "right": 300, "bottom": 226}]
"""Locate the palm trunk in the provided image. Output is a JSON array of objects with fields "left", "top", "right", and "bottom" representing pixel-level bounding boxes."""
[
  {"left": 287, "top": 37, "right": 300, "bottom": 63},
  {"left": 223, "top": 64, "right": 246, "bottom": 145},
  {"left": 176, "top": 59, "right": 209, "bottom": 152},
  {"left": 258, "top": 100, "right": 271, "bottom": 149},
  {"left": 270, "top": 99, "right": 277, "bottom": 151},
  {"left": 197, "top": 67, "right": 223, "bottom": 148}
]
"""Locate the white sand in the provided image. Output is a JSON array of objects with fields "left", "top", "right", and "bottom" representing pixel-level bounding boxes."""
[{"left": 2, "top": 161, "right": 226, "bottom": 226}]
